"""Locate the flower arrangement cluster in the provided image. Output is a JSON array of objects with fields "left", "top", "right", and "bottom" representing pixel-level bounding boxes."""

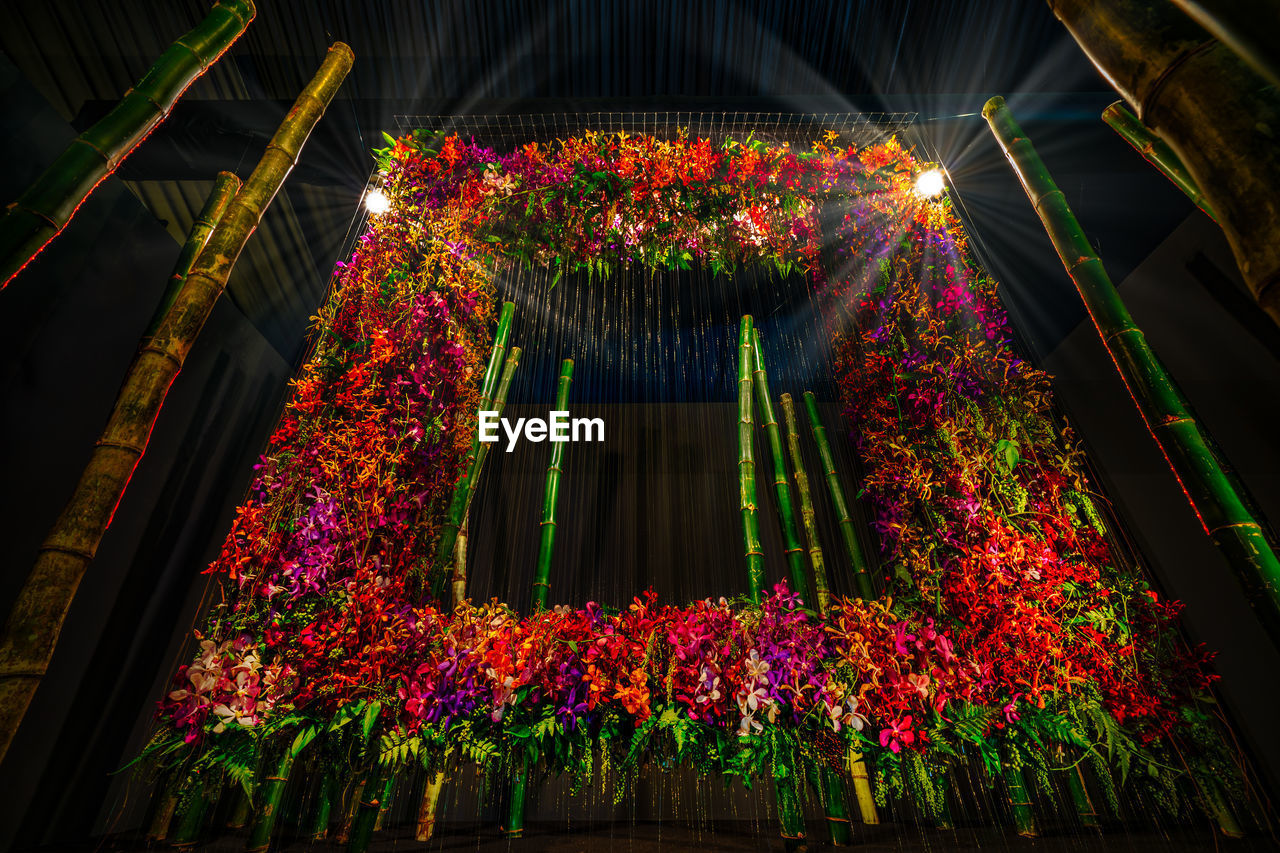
[{"left": 141, "top": 128, "right": 1235, "bottom": 823}]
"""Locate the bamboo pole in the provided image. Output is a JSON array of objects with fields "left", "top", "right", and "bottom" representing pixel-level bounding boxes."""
[
  {"left": 820, "top": 767, "right": 853, "bottom": 845},
  {"left": 146, "top": 777, "right": 181, "bottom": 842},
  {"left": 146, "top": 172, "right": 242, "bottom": 334},
  {"left": 170, "top": 772, "right": 212, "bottom": 848},
  {"left": 1003, "top": 760, "right": 1039, "bottom": 838},
  {"left": 348, "top": 769, "right": 394, "bottom": 853},
  {"left": 308, "top": 770, "right": 336, "bottom": 840},
  {"left": 246, "top": 753, "right": 294, "bottom": 851},
  {"left": 781, "top": 393, "right": 832, "bottom": 615},
  {"left": 802, "top": 392, "right": 875, "bottom": 601},
  {"left": 532, "top": 358, "right": 574, "bottom": 611},
  {"left": 1166, "top": 0, "right": 1280, "bottom": 90},
  {"left": 775, "top": 769, "right": 807, "bottom": 851},
  {"left": 1066, "top": 765, "right": 1101, "bottom": 831},
  {"left": 0, "top": 41, "right": 354, "bottom": 765},
  {"left": 433, "top": 302, "right": 515, "bottom": 584},
  {"left": 451, "top": 518, "right": 469, "bottom": 607},
  {"left": 738, "top": 316, "right": 765, "bottom": 602},
  {"left": 503, "top": 759, "right": 528, "bottom": 838},
  {"left": 226, "top": 787, "right": 251, "bottom": 828},
  {"left": 1100, "top": 102, "right": 1218, "bottom": 223},
  {"left": 416, "top": 771, "right": 446, "bottom": 841},
  {"left": 418, "top": 299, "right": 515, "bottom": 849},
  {"left": 751, "top": 330, "right": 811, "bottom": 604},
  {"left": 0, "top": 0, "right": 256, "bottom": 289},
  {"left": 846, "top": 749, "right": 879, "bottom": 825},
  {"left": 1046, "top": 0, "right": 1280, "bottom": 328},
  {"left": 984, "top": 95, "right": 1280, "bottom": 647}
]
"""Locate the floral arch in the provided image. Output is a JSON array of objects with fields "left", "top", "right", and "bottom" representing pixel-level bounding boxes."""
[{"left": 141, "top": 117, "right": 1236, "bottom": 845}]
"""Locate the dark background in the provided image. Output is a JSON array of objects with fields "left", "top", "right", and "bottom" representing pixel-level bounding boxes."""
[{"left": 2, "top": 1, "right": 1279, "bottom": 848}]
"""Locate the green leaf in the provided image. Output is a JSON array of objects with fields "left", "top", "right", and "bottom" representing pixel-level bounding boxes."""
[
  {"left": 362, "top": 701, "right": 383, "bottom": 743},
  {"left": 290, "top": 725, "right": 319, "bottom": 758}
]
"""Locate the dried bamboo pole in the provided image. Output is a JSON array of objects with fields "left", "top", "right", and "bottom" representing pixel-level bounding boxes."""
[
  {"left": 846, "top": 748, "right": 880, "bottom": 825},
  {"left": 738, "top": 316, "right": 765, "bottom": 602},
  {"left": 145, "top": 172, "right": 242, "bottom": 334},
  {"left": 781, "top": 393, "right": 831, "bottom": 615},
  {"left": 433, "top": 302, "right": 516, "bottom": 585},
  {"left": 802, "top": 392, "right": 875, "bottom": 600},
  {"left": 1166, "top": 0, "right": 1280, "bottom": 90},
  {"left": 451, "top": 519, "right": 469, "bottom": 606},
  {"left": 750, "top": 330, "right": 811, "bottom": 604},
  {"left": 0, "top": 40, "right": 353, "bottom": 765},
  {"left": 1101, "top": 102, "right": 1218, "bottom": 223},
  {"left": 532, "top": 358, "right": 574, "bottom": 611},
  {"left": 0, "top": 0, "right": 256, "bottom": 289},
  {"left": 1046, "top": 0, "right": 1280, "bottom": 327},
  {"left": 985, "top": 95, "right": 1280, "bottom": 647},
  {"left": 416, "top": 772, "right": 445, "bottom": 841}
]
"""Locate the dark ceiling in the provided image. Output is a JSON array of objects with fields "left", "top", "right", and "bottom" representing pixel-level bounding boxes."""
[{"left": 0, "top": 0, "right": 1201, "bottom": 363}]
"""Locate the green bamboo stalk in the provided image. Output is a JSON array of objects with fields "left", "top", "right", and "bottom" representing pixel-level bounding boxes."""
[
  {"left": 429, "top": 347, "right": 521, "bottom": 600},
  {"left": 738, "top": 316, "right": 765, "bottom": 602},
  {"left": 374, "top": 781, "right": 394, "bottom": 830},
  {"left": 145, "top": 172, "right": 242, "bottom": 336},
  {"left": 247, "top": 726, "right": 319, "bottom": 851},
  {"left": 347, "top": 769, "right": 394, "bottom": 853},
  {"left": 1101, "top": 102, "right": 1218, "bottom": 223},
  {"left": 0, "top": 40, "right": 353, "bottom": 767},
  {"left": 751, "top": 330, "right": 811, "bottom": 604},
  {"left": 1066, "top": 764, "right": 1101, "bottom": 831},
  {"left": 802, "top": 392, "right": 875, "bottom": 600},
  {"left": 170, "top": 773, "right": 212, "bottom": 848},
  {"left": 504, "top": 759, "right": 528, "bottom": 838},
  {"left": 308, "top": 770, "right": 336, "bottom": 840},
  {"left": 820, "top": 767, "right": 853, "bottom": 845},
  {"left": 934, "top": 770, "right": 955, "bottom": 830},
  {"left": 984, "top": 95, "right": 1280, "bottom": 647},
  {"left": 0, "top": 0, "right": 256, "bottom": 289},
  {"left": 1003, "top": 759, "right": 1039, "bottom": 838},
  {"left": 532, "top": 358, "right": 574, "bottom": 611},
  {"left": 781, "top": 393, "right": 831, "bottom": 615},
  {"left": 146, "top": 773, "right": 181, "bottom": 842},
  {"left": 1202, "top": 775, "right": 1246, "bottom": 838},
  {"left": 775, "top": 770, "right": 806, "bottom": 850},
  {"left": 226, "top": 787, "right": 251, "bottom": 828},
  {"left": 246, "top": 753, "right": 294, "bottom": 852},
  {"left": 433, "top": 302, "right": 515, "bottom": 581}
]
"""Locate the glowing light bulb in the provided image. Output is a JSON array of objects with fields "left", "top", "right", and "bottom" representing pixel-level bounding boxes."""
[
  {"left": 914, "top": 168, "right": 946, "bottom": 199},
  {"left": 365, "top": 188, "right": 391, "bottom": 215}
]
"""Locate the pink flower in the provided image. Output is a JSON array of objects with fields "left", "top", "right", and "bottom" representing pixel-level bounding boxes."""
[{"left": 879, "top": 716, "right": 916, "bottom": 754}]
